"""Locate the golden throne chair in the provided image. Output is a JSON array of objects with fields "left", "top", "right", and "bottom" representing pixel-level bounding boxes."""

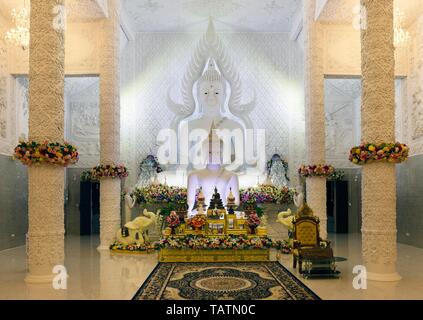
[{"left": 292, "top": 215, "right": 331, "bottom": 273}]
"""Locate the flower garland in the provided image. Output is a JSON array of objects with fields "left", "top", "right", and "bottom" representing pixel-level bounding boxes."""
[
  {"left": 240, "top": 185, "right": 295, "bottom": 205},
  {"left": 156, "top": 235, "right": 279, "bottom": 250},
  {"left": 13, "top": 141, "right": 79, "bottom": 166},
  {"left": 132, "top": 184, "right": 187, "bottom": 204},
  {"left": 90, "top": 164, "right": 129, "bottom": 179},
  {"left": 349, "top": 142, "right": 408, "bottom": 165},
  {"left": 298, "top": 164, "right": 335, "bottom": 178},
  {"left": 110, "top": 237, "right": 291, "bottom": 253},
  {"left": 109, "top": 242, "right": 155, "bottom": 252}
]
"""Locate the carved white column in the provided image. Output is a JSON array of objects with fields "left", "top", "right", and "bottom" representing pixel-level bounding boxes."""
[
  {"left": 98, "top": 0, "right": 121, "bottom": 250},
  {"left": 303, "top": 0, "right": 327, "bottom": 238},
  {"left": 26, "top": 0, "right": 65, "bottom": 283},
  {"left": 360, "top": 0, "right": 401, "bottom": 281}
]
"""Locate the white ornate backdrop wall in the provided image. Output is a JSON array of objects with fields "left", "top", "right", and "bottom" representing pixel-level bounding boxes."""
[{"left": 124, "top": 31, "right": 305, "bottom": 187}]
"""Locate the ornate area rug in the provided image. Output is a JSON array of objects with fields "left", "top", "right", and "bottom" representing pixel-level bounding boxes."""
[{"left": 133, "top": 262, "right": 320, "bottom": 300}]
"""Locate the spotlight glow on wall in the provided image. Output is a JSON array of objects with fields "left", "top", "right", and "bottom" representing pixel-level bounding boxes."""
[
  {"left": 394, "top": 8, "right": 410, "bottom": 48},
  {"left": 5, "top": 7, "right": 30, "bottom": 50}
]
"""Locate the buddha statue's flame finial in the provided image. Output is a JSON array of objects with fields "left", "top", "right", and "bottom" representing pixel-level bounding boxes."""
[{"left": 206, "top": 16, "right": 216, "bottom": 44}]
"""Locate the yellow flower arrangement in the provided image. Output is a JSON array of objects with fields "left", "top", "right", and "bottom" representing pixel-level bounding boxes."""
[{"left": 349, "top": 142, "right": 408, "bottom": 165}]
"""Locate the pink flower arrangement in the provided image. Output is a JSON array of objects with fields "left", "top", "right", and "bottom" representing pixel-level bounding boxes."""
[
  {"left": 247, "top": 213, "right": 261, "bottom": 228},
  {"left": 240, "top": 185, "right": 295, "bottom": 204},
  {"left": 132, "top": 184, "right": 187, "bottom": 204},
  {"left": 166, "top": 211, "right": 181, "bottom": 228},
  {"left": 298, "top": 164, "right": 335, "bottom": 178},
  {"left": 349, "top": 142, "right": 408, "bottom": 165},
  {"left": 13, "top": 141, "right": 79, "bottom": 166},
  {"left": 90, "top": 164, "right": 129, "bottom": 179}
]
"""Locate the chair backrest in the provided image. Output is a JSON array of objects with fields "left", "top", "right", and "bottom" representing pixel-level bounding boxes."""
[{"left": 292, "top": 216, "right": 320, "bottom": 247}]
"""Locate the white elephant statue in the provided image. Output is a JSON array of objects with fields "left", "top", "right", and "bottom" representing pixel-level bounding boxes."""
[
  {"left": 276, "top": 208, "right": 294, "bottom": 231},
  {"left": 116, "top": 209, "right": 157, "bottom": 246}
]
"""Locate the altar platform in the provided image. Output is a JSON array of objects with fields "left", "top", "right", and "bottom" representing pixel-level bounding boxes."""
[{"left": 158, "top": 248, "right": 270, "bottom": 262}]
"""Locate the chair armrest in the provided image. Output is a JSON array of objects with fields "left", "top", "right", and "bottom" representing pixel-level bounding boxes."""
[
  {"left": 319, "top": 239, "right": 331, "bottom": 248},
  {"left": 293, "top": 240, "right": 301, "bottom": 249}
]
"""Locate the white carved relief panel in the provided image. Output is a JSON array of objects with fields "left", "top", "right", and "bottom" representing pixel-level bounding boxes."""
[
  {"left": 407, "top": 15, "right": 423, "bottom": 155},
  {"left": 65, "top": 77, "right": 100, "bottom": 168},
  {"left": 14, "top": 77, "right": 29, "bottom": 143},
  {"left": 0, "top": 38, "right": 10, "bottom": 155},
  {"left": 325, "top": 78, "right": 361, "bottom": 168}
]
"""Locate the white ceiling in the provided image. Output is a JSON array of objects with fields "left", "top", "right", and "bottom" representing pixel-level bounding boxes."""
[
  {"left": 122, "top": 0, "right": 302, "bottom": 32},
  {"left": 2, "top": 0, "right": 421, "bottom": 34}
]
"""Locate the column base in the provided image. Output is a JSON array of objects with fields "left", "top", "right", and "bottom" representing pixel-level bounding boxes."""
[
  {"left": 367, "top": 271, "right": 402, "bottom": 282},
  {"left": 25, "top": 273, "right": 55, "bottom": 284}
]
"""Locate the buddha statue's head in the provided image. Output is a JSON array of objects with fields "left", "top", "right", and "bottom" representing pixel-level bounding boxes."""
[{"left": 197, "top": 60, "right": 226, "bottom": 112}]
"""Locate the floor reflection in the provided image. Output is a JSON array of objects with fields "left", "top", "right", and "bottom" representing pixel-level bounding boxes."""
[{"left": 0, "top": 234, "right": 422, "bottom": 299}]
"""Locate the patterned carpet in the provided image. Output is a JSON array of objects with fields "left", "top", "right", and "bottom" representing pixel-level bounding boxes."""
[{"left": 133, "top": 262, "right": 320, "bottom": 300}]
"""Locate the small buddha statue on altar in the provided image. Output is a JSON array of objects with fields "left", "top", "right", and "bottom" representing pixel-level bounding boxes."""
[
  {"left": 226, "top": 187, "right": 236, "bottom": 208},
  {"left": 197, "top": 205, "right": 205, "bottom": 215},
  {"left": 196, "top": 187, "right": 206, "bottom": 209},
  {"left": 208, "top": 187, "right": 225, "bottom": 210}
]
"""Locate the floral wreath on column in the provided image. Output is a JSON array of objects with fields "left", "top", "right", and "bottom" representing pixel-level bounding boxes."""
[
  {"left": 90, "top": 164, "right": 129, "bottom": 179},
  {"left": 13, "top": 140, "right": 79, "bottom": 166},
  {"left": 298, "top": 164, "right": 335, "bottom": 178},
  {"left": 349, "top": 142, "right": 408, "bottom": 165}
]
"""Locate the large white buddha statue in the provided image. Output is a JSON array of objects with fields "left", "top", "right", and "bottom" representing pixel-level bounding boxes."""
[
  {"left": 185, "top": 59, "right": 244, "bottom": 211},
  {"left": 165, "top": 19, "right": 257, "bottom": 198},
  {"left": 167, "top": 20, "right": 256, "bottom": 170}
]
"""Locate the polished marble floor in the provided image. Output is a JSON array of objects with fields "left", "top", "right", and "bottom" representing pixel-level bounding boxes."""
[{"left": 0, "top": 233, "right": 422, "bottom": 300}]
